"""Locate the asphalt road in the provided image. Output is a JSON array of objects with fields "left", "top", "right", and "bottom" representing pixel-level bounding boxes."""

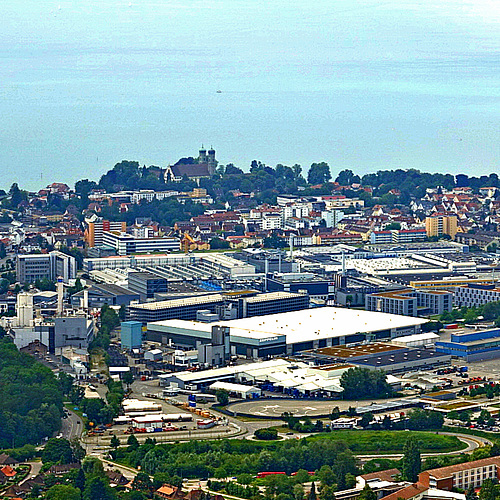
[
  {"left": 355, "top": 432, "right": 492, "bottom": 460},
  {"left": 61, "top": 409, "right": 84, "bottom": 441}
]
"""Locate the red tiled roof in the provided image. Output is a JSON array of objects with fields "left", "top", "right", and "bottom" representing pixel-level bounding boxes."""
[
  {"left": 419, "top": 457, "right": 500, "bottom": 480},
  {"left": 382, "top": 483, "right": 427, "bottom": 500}
]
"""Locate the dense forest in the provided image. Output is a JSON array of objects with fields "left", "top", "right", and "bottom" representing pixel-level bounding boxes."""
[{"left": 0, "top": 338, "right": 63, "bottom": 448}]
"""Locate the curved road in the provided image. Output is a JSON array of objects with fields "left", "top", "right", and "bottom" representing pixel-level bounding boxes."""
[{"left": 355, "top": 432, "right": 492, "bottom": 460}]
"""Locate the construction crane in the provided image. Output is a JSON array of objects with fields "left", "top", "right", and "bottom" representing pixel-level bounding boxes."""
[{"left": 182, "top": 231, "right": 196, "bottom": 253}]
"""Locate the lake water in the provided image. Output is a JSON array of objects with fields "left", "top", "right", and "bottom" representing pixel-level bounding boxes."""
[{"left": 1, "top": 0, "right": 499, "bottom": 191}]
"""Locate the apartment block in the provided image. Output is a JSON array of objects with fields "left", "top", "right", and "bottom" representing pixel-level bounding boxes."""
[
  {"left": 85, "top": 220, "right": 127, "bottom": 248},
  {"left": 454, "top": 284, "right": 500, "bottom": 308},
  {"left": 102, "top": 231, "right": 180, "bottom": 256},
  {"left": 425, "top": 214, "right": 458, "bottom": 239},
  {"left": 365, "top": 289, "right": 452, "bottom": 317}
]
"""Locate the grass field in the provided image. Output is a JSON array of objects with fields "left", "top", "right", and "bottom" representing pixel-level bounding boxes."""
[{"left": 309, "top": 430, "right": 468, "bottom": 454}]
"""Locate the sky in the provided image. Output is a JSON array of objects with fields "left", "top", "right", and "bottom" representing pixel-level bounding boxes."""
[{"left": 0, "top": 0, "right": 499, "bottom": 191}]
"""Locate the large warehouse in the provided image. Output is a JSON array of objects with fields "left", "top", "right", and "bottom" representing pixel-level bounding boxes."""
[{"left": 146, "top": 307, "right": 427, "bottom": 357}]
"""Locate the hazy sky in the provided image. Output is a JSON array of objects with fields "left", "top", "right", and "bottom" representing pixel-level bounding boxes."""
[{"left": 1, "top": 0, "right": 499, "bottom": 190}]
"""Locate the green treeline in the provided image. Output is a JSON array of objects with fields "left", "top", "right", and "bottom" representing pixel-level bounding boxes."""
[
  {"left": 113, "top": 436, "right": 358, "bottom": 484},
  {"left": 0, "top": 339, "right": 63, "bottom": 447}
]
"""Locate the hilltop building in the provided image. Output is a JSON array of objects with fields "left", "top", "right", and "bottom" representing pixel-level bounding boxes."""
[{"left": 164, "top": 147, "right": 217, "bottom": 184}]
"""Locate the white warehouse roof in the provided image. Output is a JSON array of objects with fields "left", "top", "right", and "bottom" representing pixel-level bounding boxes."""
[
  {"left": 209, "top": 381, "right": 261, "bottom": 394},
  {"left": 391, "top": 332, "right": 439, "bottom": 345},
  {"left": 149, "top": 306, "right": 427, "bottom": 345}
]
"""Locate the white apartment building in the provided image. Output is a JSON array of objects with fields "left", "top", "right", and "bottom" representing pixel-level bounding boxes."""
[
  {"left": 454, "top": 284, "right": 500, "bottom": 308},
  {"left": 102, "top": 231, "right": 180, "bottom": 256}
]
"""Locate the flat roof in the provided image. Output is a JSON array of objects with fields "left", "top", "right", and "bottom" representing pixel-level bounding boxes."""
[
  {"left": 391, "top": 332, "right": 440, "bottom": 343},
  {"left": 354, "top": 348, "right": 450, "bottom": 367},
  {"left": 313, "top": 343, "right": 403, "bottom": 358},
  {"left": 130, "top": 293, "right": 224, "bottom": 311},
  {"left": 148, "top": 307, "right": 427, "bottom": 344},
  {"left": 243, "top": 291, "right": 305, "bottom": 303}
]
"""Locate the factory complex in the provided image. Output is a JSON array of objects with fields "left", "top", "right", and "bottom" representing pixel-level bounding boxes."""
[{"left": 146, "top": 306, "right": 428, "bottom": 357}]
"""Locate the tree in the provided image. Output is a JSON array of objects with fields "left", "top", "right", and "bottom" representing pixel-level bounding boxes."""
[
  {"left": 294, "top": 483, "right": 305, "bottom": 500},
  {"left": 132, "top": 471, "right": 153, "bottom": 492},
  {"left": 466, "top": 485, "right": 478, "bottom": 500},
  {"left": 308, "top": 163, "right": 331, "bottom": 185},
  {"left": 358, "top": 485, "right": 377, "bottom": 500},
  {"left": 421, "top": 321, "right": 443, "bottom": 333},
  {"left": 215, "top": 389, "right": 229, "bottom": 406},
  {"left": 479, "top": 479, "right": 499, "bottom": 500},
  {"left": 254, "top": 428, "right": 279, "bottom": 440},
  {"left": 58, "top": 372, "right": 75, "bottom": 396},
  {"left": 8, "top": 182, "right": 27, "bottom": 209},
  {"left": 407, "top": 409, "right": 444, "bottom": 430},
  {"left": 308, "top": 482, "right": 317, "bottom": 500},
  {"left": 340, "top": 367, "right": 392, "bottom": 400},
  {"left": 83, "top": 476, "right": 116, "bottom": 500},
  {"left": 45, "top": 484, "right": 82, "bottom": 500},
  {"left": 75, "top": 467, "right": 86, "bottom": 492},
  {"left": 82, "top": 456, "right": 105, "bottom": 478},
  {"left": 491, "top": 443, "right": 500, "bottom": 457},
  {"left": 401, "top": 436, "right": 421, "bottom": 482},
  {"left": 360, "top": 412, "right": 373, "bottom": 428},
  {"left": 42, "top": 438, "right": 74, "bottom": 464},
  {"left": 70, "top": 436, "right": 86, "bottom": 462},
  {"left": 294, "top": 470, "right": 312, "bottom": 484},
  {"left": 110, "top": 434, "right": 120, "bottom": 449},
  {"left": 317, "top": 465, "right": 336, "bottom": 487},
  {"left": 210, "top": 237, "right": 230, "bottom": 249},
  {"left": 122, "top": 371, "right": 134, "bottom": 387},
  {"left": 127, "top": 434, "right": 139, "bottom": 451},
  {"left": 329, "top": 407, "right": 340, "bottom": 420},
  {"left": 319, "top": 485, "right": 337, "bottom": 500},
  {"left": 335, "top": 169, "right": 360, "bottom": 186}
]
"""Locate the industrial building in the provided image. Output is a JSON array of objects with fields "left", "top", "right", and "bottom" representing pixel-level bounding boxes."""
[
  {"left": 160, "top": 358, "right": 346, "bottom": 396},
  {"left": 436, "top": 328, "right": 500, "bottom": 361},
  {"left": 128, "top": 290, "right": 310, "bottom": 324},
  {"left": 235, "top": 291, "right": 309, "bottom": 317},
  {"left": 298, "top": 342, "right": 451, "bottom": 374},
  {"left": 266, "top": 273, "right": 336, "bottom": 301},
  {"left": 197, "top": 325, "right": 230, "bottom": 367},
  {"left": 16, "top": 251, "right": 76, "bottom": 284},
  {"left": 128, "top": 271, "right": 168, "bottom": 300},
  {"left": 232, "top": 249, "right": 297, "bottom": 274},
  {"left": 160, "top": 358, "right": 402, "bottom": 397},
  {"left": 54, "top": 316, "right": 95, "bottom": 350},
  {"left": 121, "top": 321, "right": 143, "bottom": 350},
  {"left": 209, "top": 381, "right": 261, "bottom": 399},
  {"left": 365, "top": 289, "right": 452, "bottom": 317},
  {"left": 147, "top": 307, "right": 427, "bottom": 357},
  {"left": 70, "top": 283, "right": 140, "bottom": 308},
  {"left": 128, "top": 294, "right": 227, "bottom": 323}
]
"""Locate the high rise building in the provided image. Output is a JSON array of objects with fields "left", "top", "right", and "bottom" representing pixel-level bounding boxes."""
[
  {"left": 425, "top": 214, "right": 457, "bottom": 239},
  {"left": 85, "top": 219, "right": 127, "bottom": 248}
]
